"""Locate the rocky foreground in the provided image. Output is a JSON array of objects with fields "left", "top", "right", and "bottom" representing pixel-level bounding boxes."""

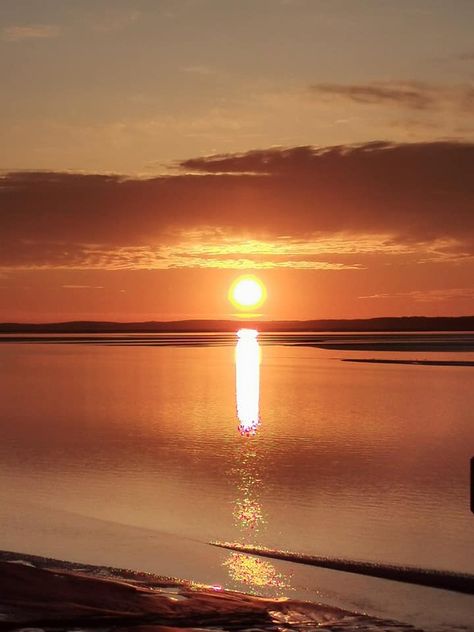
[{"left": 0, "top": 551, "right": 421, "bottom": 632}]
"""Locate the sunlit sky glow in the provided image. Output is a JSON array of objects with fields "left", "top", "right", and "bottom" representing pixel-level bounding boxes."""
[{"left": 0, "top": 0, "right": 473, "bottom": 321}]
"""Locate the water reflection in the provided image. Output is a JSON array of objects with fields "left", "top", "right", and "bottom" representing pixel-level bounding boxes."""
[
  {"left": 235, "top": 329, "right": 260, "bottom": 436},
  {"left": 232, "top": 445, "right": 265, "bottom": 532},
  {"left": 225, "top": 329, "right": 290, "bottom": 593},
  {"left": 223, "top": 551, "right": 288, "bottom": 589}
]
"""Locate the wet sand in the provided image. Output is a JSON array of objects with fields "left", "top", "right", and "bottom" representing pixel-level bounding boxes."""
[{"left": 0, "top": 550, "right": 418, "bottom": 632}]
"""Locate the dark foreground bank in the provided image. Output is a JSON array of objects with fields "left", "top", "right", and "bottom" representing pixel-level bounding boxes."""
[{"left": 0, "top": 550, "right": 421, "bottom": 632}]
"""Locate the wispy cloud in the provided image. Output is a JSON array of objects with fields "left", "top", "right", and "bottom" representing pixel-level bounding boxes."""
[
  {"left": 310, "top": 81, "right": 474, "bottom": 113},
  {"left": 2, "top": 24, "right": 60, "bottom": 42},
  {"left": 312, "top": 81, "right": 434, "bottom": 110},
  {"left": 180, "top": 65, "right": 215, "bottom": 76},
  {"left": 454, "top": 51, "right": 474, "bottom": 62},
  {"left": 160, "top": 234, "right": 369, "bottom": 269},
  {"left": 91, "top": 9, "right": 141, "bottom": 33},
  {"left": 359, "top": 288, "right": 474, "bottom": 303},
  {"left": 62, "top": 284, "right": 104, "bottom": 289},
  {"left": 0, "top": 240, "right": 365, "bottom": 271}
]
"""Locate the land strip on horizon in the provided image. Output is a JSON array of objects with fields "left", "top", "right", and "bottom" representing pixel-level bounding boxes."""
[{"left": 0, "top": 316, "right": 473, "bottom": 333}]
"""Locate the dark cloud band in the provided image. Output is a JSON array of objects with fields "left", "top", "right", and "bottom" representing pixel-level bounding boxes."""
[{"left": 0, "top": 141, "right": 473, "bottom": 269}]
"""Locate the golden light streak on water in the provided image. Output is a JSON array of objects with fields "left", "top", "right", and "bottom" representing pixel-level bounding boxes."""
[
  {"left": 233, "top": 496, "right": 264, "bottom": 530},
  {"left": 235, "top": 329, "right": 260, "bottom": 436},
  {"left": 231, "top": 446, "right": 266, "bottom": 532},
  {"left": 223, "top": 552, "right": 289, "bottom": 590},
  {"left": 225, "top": 331, "right": 292, "bottom": 592}
]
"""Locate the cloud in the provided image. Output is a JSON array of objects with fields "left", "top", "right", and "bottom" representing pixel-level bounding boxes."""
[
  {"left": 0, "top": 141, "right": 473, "bottom": 270},
  {"left": 454, "top": 52, "right": 474, "bottom": 61},
  {"left": 1, "top": 24, "right": 60, "bottom": 42},
  {"left": 310, "top": 81, "right": 474, "bottom": 113},
  {"left": 311, "top": 82, "right": 434, "bottom": 110},
  {"left": 359, "top": 288, "right": 474, "bottom": 303},
  {"left": 91, "top": 9, "right": 141, "bottom": 32},
  {"left": 62, "top": 284, "right": 104, "bottom": 289},
  {"left": 180, "top": 65, "right": 215, "bottom": 76}
]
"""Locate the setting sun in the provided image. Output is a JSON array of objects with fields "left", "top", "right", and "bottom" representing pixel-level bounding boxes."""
[{"left": 229, "top": 276, "right": 266, "bottom": 311}]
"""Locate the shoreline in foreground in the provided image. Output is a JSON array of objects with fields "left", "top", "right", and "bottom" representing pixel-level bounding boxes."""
[{"left": 0, "top": 549, "right": 417, "bottom": 632}]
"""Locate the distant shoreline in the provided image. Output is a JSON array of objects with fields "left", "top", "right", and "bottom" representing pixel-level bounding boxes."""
[
  {"left": 1, "top": 331, "right": 474, "bottom": 352},
  {"left": 342, "top": 358, "right": 474, "bottom": 366},
  {"left": 0, "top": 315, "right": 473, "bottom": 333}
]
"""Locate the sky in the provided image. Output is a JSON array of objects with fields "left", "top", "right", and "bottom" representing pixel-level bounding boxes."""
[{"left": 0, "top": 0, "right": 473, "bottom": 321}]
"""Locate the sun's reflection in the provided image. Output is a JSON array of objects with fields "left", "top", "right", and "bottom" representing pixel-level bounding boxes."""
[
  {"left": 231, "top": 445, "right": 265, "bottom": 532},
  {"left": 235, "top": 328, "right": 260, "bottom": 436},
  {"left": 234, "top": 496, "right": 264, "bottom": 530},
  {"left": 224, "top": 329, "right": 291, "bottom": 594},
  {"left": 223, "top": 551, "right": 288, "bottom": 589}
]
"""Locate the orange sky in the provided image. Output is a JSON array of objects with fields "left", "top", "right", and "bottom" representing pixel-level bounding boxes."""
[{"left": 0, "top": 1, "right": 473, "bottom": 321}]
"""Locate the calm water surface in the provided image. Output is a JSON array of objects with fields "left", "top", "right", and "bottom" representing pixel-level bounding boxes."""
[{"left": 0, "top": 333, "right": 473, "bottom": 630}]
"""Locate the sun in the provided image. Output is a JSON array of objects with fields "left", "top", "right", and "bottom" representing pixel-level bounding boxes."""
[{"left": 229, "top": 275, "right": 266, "bottom": 311}]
